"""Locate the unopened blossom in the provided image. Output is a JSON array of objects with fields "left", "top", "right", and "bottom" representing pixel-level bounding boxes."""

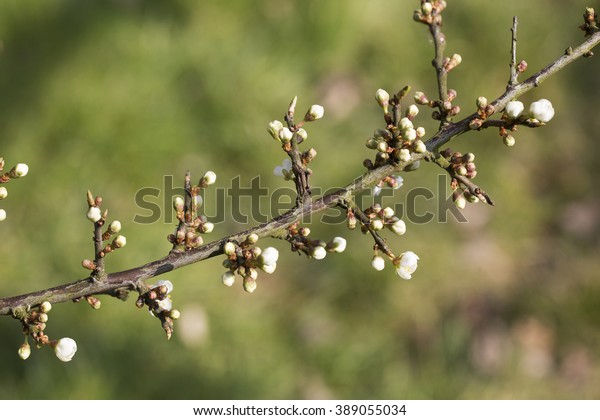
[
  {"left": 18, "top": 343, "right": 31, "bottom": 360},
  {"left": 305, "top": 104, "right": 325, "bottom": 121},
  {"left": 260, "top": 247, "right": 279, "bottom": 266},
  {"left": 86, "top": 207, "right": 102, "bottom": 223},
  {"left": 267, "top": 120, "right": 284, "bottom": 141},
  {"left": 13, "top": 163, "right": 29, "bottom": 177},
  {"left": 222, "top": 271, "right": 236, "bottom": 287},
  {"left": 389, "top": 219, "right": 407, "bottom": 235},
  {"left": 371, "top": 256, "right": 385, "bottom": 271},
  {"left": 529, "top": 99, "right": 555, "bottom": 123},
  {"left": 202, "top": 171, "right": 217, "bottom": 186},
  {"left": 330, "top": 237, "right": 347, "bottom": 253},
  {"left": 504, "top": 100, "right": 524, "bottom": 119},
  {"left": 53, "top": 338, "right": 77, "bottom": 362},
  {"left": 375, "top": 89, "right": 390, "bottom": 113},
  {"left": 312, "top": 246, "right": 327, "bottom": 260}
]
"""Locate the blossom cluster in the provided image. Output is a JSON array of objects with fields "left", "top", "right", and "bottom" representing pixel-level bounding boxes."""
[{"left": 0, "top": 159, "right": 29, "bottom": 222}]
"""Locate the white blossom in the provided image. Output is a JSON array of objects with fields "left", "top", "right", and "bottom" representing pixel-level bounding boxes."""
[
  {"left": 109, "top": 220, "right": 122, "bottom": 233},
  {"left": 113, "top": 235, "right": 127, "bottom": 248},
  {"left": 399, "top": 148, "right": 411, "bottom": 162},
  {"left": 375, "top": 89, "right": 390, "bottom": 112},
  {"left": 373, "top": 185, "right": 382, "bottom": 197},
  {"left": 505, "top": 100, "right": 524, "bottom": 119},
  {"left": 0, "top": 187, "right": 7, "bottom": 199},
  {"left": 155, "top": 297, "right": 173, "bottom": 312},
  {"left": 273, "top": 159, "right": 293, "bottom": 179},
  {"left": 529, "top": 99, "right": 555, "bottom": 123},
  {"left": 0, "top": 209, "right": 6, "bottom": 222},
  {"left": 224, "top": 242, "right": 236, "bottom": 256},
  {"left": 261, "top": 263, "right": 277, "bottom": 274},
  {"left": 395, "top": 251, "right": 419, "bottom": 280},
  {"left": 54, "top": 338, "right": 77, "bottom": 362}
]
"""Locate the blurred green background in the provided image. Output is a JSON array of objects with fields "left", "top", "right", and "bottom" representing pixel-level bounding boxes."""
[{"left": 1, "top": 0, "right": 599, "bottom": 399}]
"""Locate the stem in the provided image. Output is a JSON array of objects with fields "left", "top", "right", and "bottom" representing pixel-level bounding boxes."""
[
  {"left": 0, "top": 154, "right": 430, "bottom": 316},
  {"left": 426, "top": 29, "right": 600, "bottom": 152},
  {"left": 508, "top": 16, "right": 519, "bottom": 87}
]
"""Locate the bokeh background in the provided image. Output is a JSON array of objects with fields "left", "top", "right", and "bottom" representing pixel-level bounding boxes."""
[{"left": 1, "top": 0, "right": 599, "bottom": 399}]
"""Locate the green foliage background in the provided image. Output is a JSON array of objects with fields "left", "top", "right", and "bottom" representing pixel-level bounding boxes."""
[{"left": 1, "top": 0, "right": 599, "bottom": 399}]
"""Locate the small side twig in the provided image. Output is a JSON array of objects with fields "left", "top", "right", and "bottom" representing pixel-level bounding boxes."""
[{"left": 508, "top": 16, "right": 519, "bottom": 87}]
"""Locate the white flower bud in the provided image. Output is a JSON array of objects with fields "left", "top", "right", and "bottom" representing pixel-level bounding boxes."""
[
  {"left": 156, "top": 279, "right": 173, "bottom": 293},
  {"left": 87, "top": 207, "right": 102, "bottom": 223},
  {"left": 389, "top": 219, "right": 407, "bottom": 235},
  {"left": 504, "top": 100, "right": 524, "bottom": 119},
  {"left": 261, "top": 263, "right": 277, "bottom": 274},
  {"left": 503, "top": 134, "right": 516, "bottom": 147},
  {"left": 267, "top": 120, "right": 284, "bottom": 141},
  {"left": 113, "top": 235, "right": 127, "bottom": 248},
  {"left": 312, "top": 246, "right": 327, "bottom": 260},
  {"left": 404, "top": 128, "right": 417, "bottom": 142},
  {"left": 247, "top": 233, "right": 259, "bottom": 244},
  {"left": 40, "top": 301, "right": 52, "bottom": 313},
  {"left": 14, "top": 163, "right": 29, "bottom": 177},
  {"left": 476, "top": 96, "right": 488, "bottom": 109},
  {"left": 375, "top": 88, "right": 390, "bottom": 113},
  {"left": 0, "top": 209, "right": 6, "bottom": 222},
  {"left": 406, "top": 104, "right": 419, "bottom": 118},
  {"left": 222, "top": 271, "right": 236, "bottom": 287},
  {"left": 202, "top": 171, "right": 217, "bottom": 186},
  {"left": 248, "top": 267, "right": 258, "bottom": 280},
  {"left": 224, "top": 242, "right": 236, "bottom": 256},
  {"left": 416, "top": 126, "right": 426, "bottom": 138},
  {"left": 202, "top": 222, "right": 214, "bottom": 233},
  {"left": 399, "top": 117, "right": 414, "bottom": 131},
  {"left": 169, "top": 309, "right": 181, "bottom": 320},
  {"left": 454, "top": 194, "right": 467, "bottom": 209},
  {"left": 173, "top": 196, "right": 184, "bottom": 211},
  {"left": 108, "top": 220, "right": 122, "bottom": 234},
  {"left": 395, "top": 251, "right": 419, "bottom": 280},
  {"left": 529, "top": 99, "right": 555, "bottom": 123},
  {"left": 297, "top": 128, "right": 308, "bottom": 142},
  {"left": 330, "top": 237, "right": 347, "bottom": 253},
  {"left": 399, "top": 148, "right": 411, "bottom": 162},
  {"left": 278, "top": 127, "right": 294, "bottom": 142},
  {"left": 371, "top": 255, "right": 385, "bottom": 271},
  {"left": 421, "top": 1, "right": 433, "bottom": 15},
  {"left": 53, "top": 338, "right": 77, "bottom": 362},
  {"left": 382, "top": 207, "right": 395, "bottom": 219},
  {"left": 371, "top": 219, "right": 384, "bottom": 231},
  {"left": 243, "top": 277, "right": 257, "bottom": 293},
  {"left": 377, "top": 141, "right": 388, "bottom": 153},
  {"left": 260, "top": 247, "right": 279, "bottom": 266},
  {"left": 38, "top": 312, "right": 48, "bottom": 323},
  {"left": 305, "top": 104, "right": 325, "bottom": 121},
  {"left": 413, "top": 139, "right": 427, "bottom": 153},
  {"left": 0, "top": 187, "right": 7, "bottom": 199},
  {"left": 18, "top": 342, "right": 31, "bottom": 360}
]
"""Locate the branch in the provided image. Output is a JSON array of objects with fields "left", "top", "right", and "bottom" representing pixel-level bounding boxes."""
[
  {"left": 425, "top": 23, "right": 600, "bottom": 153},
  {"left": 0, "top": 154, "right": 430, "bottom": 316}
]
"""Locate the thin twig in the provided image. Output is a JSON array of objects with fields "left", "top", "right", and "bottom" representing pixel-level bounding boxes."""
[{"left": 508, "top": 16, "right": 519, "bottom": 87}]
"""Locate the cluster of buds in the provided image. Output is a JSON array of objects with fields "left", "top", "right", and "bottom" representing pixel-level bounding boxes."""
[
  {"left": 285, "top": 222, "right": 347, "bottom": 260},
  {"left": 499, "top": 99, "right": 555, "bottom": 146},
  {"left": 469, "top": 96, "right": 496, "bottom": 129},
  {"left": 0, "top": 159, "right": 29, "bottom": 222},
  {"left": 267, "top": 98, "right": 323, "bottom": 145},
  {"left": 413, "top": 0, "right": 446, "bottom": 25},
  {"left": 439, "top": 149, "right": 479, "bottom": 209},
  {"left": 136, "top": 280, "right": 180, "bottom": 339},
  {"left": 168, "top": 171, "right": 216, "bottom": 250},
  {"left": 415, "top": 88, "right": 461, "bottom": 123},
  {"left": 580, "top": 7, "right": 599, "bottom": 37},
  {"left": 14, "top": 302, "right": 78, "bottom": 362},
  {"left": 221, "top": 234, "right": 280, "bottom": 293},
  {"left": 361, "top": 204, "right": 407, "bottom": 236},
  {"left": 365, "top": 88, "right": 427, "bottom": 170},
  {"left": 82, "top": 190, "right": 126, "bottom": 272},
  {"left": 371, "top": 251, "right": 420, "bottom": 280}
]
